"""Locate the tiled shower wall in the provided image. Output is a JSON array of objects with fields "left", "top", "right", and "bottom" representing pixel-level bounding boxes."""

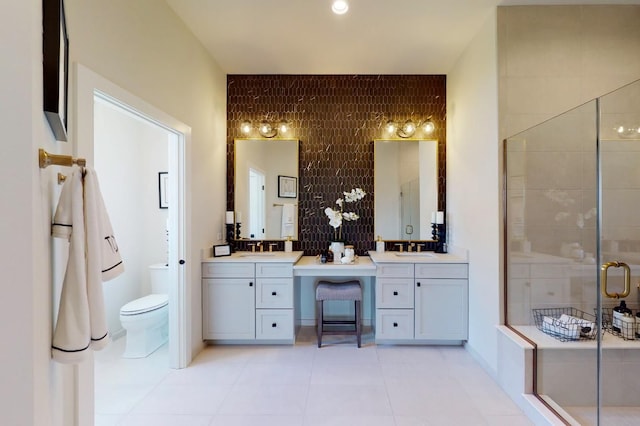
[{"left": 226, "top": 75, "right": 446, "bottom": 255}]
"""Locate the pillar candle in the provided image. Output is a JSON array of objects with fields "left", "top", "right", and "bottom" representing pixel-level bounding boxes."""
[
  {"left": 225, "top": 211, "right": 234, "bottom": 224},
  {"left": 436, "top": 211, "right": 444, "bottom": 224},
  {"left": 236, "top": 211, "right": 242, "bottom": 223}
]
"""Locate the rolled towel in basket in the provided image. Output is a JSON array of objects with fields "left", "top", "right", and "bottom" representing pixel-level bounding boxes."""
[{"left": 542, "top": 314, "right": 595, "bottom": 340}]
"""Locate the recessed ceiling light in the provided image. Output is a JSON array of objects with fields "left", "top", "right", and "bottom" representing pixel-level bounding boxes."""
[{"left": 332, "top": 0, "right": 349, "bottom": 15}]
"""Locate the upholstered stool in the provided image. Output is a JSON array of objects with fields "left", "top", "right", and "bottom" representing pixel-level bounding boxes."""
[{"left": 315, "top": 280, "right": 362, "bottom": 348}]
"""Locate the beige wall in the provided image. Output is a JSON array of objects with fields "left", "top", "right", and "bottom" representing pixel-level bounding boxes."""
[
  {"left": 1, "top": 0, "right": 227, "bottom": 424},
  {"left": 498, "top": 5, "right": 640, "bottom": 140},
  {"left": 447, "top": 10, "right": 501, "bottom": 374}
]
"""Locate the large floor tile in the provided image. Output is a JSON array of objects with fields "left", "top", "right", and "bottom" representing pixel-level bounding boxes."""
[
  {"left": 130, "top": 383, "right": 230, "bottom": 415},
  {"left": 218, "top": 384, "right": 309, "bottom": 415},
  {"left": 305, "top": 384, "right": 392, "bottom": 416}
]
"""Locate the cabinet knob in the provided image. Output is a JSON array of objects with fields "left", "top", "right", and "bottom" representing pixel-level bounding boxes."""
[
  {"left": 179, "top": 259, "right": 185, "bottom": 265},
  {"left": 417, "top": 282, "right": 421, "bottom": 287},
  {"left": 393, "top": 291, "right": 398, "bottom": 296},
  {"left": 393, "top": 322, "right": 398, "bottom": 327},
  {"left": 249, "top": 282, "right": 253, "bottom": 287},
  {"left": 272, "top": 291, "right": 277, "bottom": 296},
  {"left": 272, "top": 323, "right": 277, "bottom": 328}
]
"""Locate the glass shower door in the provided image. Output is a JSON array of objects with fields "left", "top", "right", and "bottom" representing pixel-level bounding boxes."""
[
  {"left": 594, "top": 79, "right": 640, "bottom": 425},
  {"left": 505, "top": 79, "right": 640, "bottom": 425}
]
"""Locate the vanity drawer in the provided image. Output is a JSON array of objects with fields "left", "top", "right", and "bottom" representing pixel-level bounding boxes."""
[
  {"left": 201, "top": 262, "right": 254, "bottom": 278},
  {"left": 415, "top": 263, "right": 467, "bottom": 279},
  {"left": 256, "top": 263, "right": 293, "bottom": 278},
  {"left": 256, "top": 278, "right": 293, "bottom": 309},
  {"left": 375, "top": 309, "right": 414, "bottom": 340},
  {"left": 256, "top": 309, "right": 294, "bottom": 340},
  {"left": 375, "top": 278, "right": 414, "bottom": 309},
  {"left": 376, "top": 263, "right": 414, "bottom": 278}
]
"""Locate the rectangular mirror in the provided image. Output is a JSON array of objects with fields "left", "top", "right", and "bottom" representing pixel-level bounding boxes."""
[
  {"left": 234, "top": 138, "right": 299, "bottom": 240},
  {"left": 374, "top": 139, "right": 438, "bottom": 241}
]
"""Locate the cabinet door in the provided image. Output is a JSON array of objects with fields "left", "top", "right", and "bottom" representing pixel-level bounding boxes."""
[
  {"left": 203, "top": 278, "right": 255, "bottom": 340},
  {"left": 414, "top": 279, "right": 468, "bottom": 340}
]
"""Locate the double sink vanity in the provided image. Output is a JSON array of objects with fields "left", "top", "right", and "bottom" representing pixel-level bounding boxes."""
[
  {"left": 212, "top": 136, "right": 464, "bottom": 346},
  {"left": 201, "top": 249, "right": 468, "bottom": 346}
]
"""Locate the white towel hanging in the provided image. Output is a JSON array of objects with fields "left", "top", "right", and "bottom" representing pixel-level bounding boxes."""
[{"left": 281, "top": 203, "right": 295, "bottom": 238}]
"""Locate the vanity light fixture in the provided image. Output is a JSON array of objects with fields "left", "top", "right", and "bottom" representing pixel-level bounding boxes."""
[
  {"left": 332, "top": 0, "right": 349, "bottom": 15},
  {"left": 385, "top": 117, "right": 435, "bottom": 138},
  {"left": 240, "top": 119, "right": 291, "bottom": 138}
]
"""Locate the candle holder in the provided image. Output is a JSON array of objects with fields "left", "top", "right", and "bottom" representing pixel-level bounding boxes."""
[
  {"left": 431, "top": 222, "right": 447, "bottom": 253},
  {"left": 235, "top": 222, "right": 241, "bottom": 240},
  {"left": 225, "top": 223, "right": 236, "bottom": 252}
]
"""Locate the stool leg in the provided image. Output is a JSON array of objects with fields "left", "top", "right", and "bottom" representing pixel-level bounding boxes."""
[
  {"left": 316, "top": 299, "right": 323, "bottom": 348},
  {"left": 355, "top": 300, "right": 361, "bottom": 348}
]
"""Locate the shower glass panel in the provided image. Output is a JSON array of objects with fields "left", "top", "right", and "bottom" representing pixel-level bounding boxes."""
[{"left": 505, "top": 79, "right": 640, "bottom": 425}]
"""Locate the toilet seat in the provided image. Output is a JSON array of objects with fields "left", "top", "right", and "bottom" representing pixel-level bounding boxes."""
[{"left": 120, "top": 294, "right": 168, "bottom": 316}]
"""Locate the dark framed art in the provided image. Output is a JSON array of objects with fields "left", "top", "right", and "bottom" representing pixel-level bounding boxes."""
[
  {"left": 158, "top": 172, "right": 169, "bottom": 209},
  {"left": 278, "top": 175, "right": 297, "bottom": 198},
  {"left": 43, "top": 0, "right": 69, "bottom": 142}
]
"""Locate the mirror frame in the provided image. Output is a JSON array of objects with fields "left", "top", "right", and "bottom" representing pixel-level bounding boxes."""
[
  {"left": 232, "top": 138, "right": 299, "bottom": 241},
  {"left": 374, "top": 138, "right": 440, "bottom": 242}
]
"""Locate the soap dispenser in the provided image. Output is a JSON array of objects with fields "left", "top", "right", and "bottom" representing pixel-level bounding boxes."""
[
  {"left": 613, "top": 300, "right": 635, "bottom": 340},
  {"left": 284, "top": 236, "right": 293, "bottom": 253},
  {"left": 376, "top": 236, "right": 385, "bottom": 253}
]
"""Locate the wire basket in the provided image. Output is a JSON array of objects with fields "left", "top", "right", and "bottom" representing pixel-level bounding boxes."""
[
  {"left": 598, "top": 304, "right": 639, "bottom": 341},
  {"left": 532, "top": 307, "right": 599, "bottom": 342}
]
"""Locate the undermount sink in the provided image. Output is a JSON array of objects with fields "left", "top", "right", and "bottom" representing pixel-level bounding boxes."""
[
  {"left": 394, "top": 252, "right": 435, "bottom": 257},
  {"left": 239, "top": 253, "right": 276, "bottom": 257}
]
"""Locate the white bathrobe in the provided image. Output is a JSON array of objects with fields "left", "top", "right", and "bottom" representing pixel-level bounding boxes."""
[{"left": 51, "top": 168, "right": 124, "bottom": 363}]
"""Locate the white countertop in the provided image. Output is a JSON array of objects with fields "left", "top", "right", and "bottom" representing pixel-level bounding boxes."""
[
  {"left": 203, "top": 251, "right": 304, "bottom": 263},
  {"left": 368, "top": 250, "right": 467, "bottom": 264},
  {"left": 293, "top": 256, "right": 376, "bottom": 276}
]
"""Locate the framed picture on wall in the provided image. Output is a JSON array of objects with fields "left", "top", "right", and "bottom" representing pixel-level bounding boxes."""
[
  {"left": 158, "top": 172, "right": 168, "bottom": 209},
  {"left": 43, "top": 0, "right": 69, "bottom": 142},
  {"left": 278, "top": 175, "right": 297, "bottom": 198}
]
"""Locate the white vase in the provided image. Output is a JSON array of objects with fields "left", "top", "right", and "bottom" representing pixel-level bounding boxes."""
[{"left": 329, "top": 241, "right": 345, "bottom": 263}]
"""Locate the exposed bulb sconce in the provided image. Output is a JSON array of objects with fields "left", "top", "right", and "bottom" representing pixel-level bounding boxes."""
[
  {"left": 385, "top": 118, "right": 435, "bottom": 138},
  {"left": 240, "top": 119, "right": 291, "bottom": 138},
  {"left": 615, "top": 125, "right": 640, "bottom": 139},
  {"left": 332, "top": 0, "right": 349, "bottom": 15}
]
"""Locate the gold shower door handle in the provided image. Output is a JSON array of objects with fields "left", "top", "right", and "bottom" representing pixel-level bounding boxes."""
[{"left": 601, "top": 261, "right": 631, "bottom": 299}]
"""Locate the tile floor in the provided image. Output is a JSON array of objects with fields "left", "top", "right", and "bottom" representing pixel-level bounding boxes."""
[{"left": 95, "top": 328, "right": 534, "bottom": 426}]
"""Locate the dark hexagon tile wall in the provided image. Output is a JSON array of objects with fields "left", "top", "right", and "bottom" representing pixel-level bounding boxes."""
[{"left": 227, "top": 75, "right": 446, "bottom": 255}]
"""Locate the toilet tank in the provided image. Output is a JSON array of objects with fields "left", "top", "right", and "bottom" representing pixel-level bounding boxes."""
[{"left": 148, "top": 263, "right": 169, "bottom": 294}]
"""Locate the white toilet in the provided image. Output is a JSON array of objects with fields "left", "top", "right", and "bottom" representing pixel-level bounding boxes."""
[{"left": 120, "top": 263, "right": 169, "bottom": 358}]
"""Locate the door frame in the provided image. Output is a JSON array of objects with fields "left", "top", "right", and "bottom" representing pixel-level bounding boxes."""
[{"left": 74, "top": 63, "right": 191, "bottom": 424}]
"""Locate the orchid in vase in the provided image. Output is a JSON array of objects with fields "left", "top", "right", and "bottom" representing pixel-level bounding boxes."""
[{"left": 324, "top": 187, "right": 366, "bottom": 242}]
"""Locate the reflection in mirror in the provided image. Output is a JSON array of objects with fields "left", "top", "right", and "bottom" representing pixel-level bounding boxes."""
[
  {"left": 234, "top": 139, "right": 299, "bottom": 240},
  {"left": 374, "top": 139, "right": 438, "bottom": 241}
]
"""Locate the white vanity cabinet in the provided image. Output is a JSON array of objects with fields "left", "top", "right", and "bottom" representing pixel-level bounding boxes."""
[
  {"left": 202, "top": 260, "right": 295, "bottom": 343},
  {"left": 254, "top": 263, "right": 294, "bottom": 341},
  {"left": 374, "top": 260, "right": 468, "bottom": 343},
  {"left": 202, "top": 262, "right": 255, "bottom": 340},
  {"left": 375, "top": 263, "right": 415, "bottom": 340},
  {"left": 414, "top": 263, "right": 468, "bottom": 341}
]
